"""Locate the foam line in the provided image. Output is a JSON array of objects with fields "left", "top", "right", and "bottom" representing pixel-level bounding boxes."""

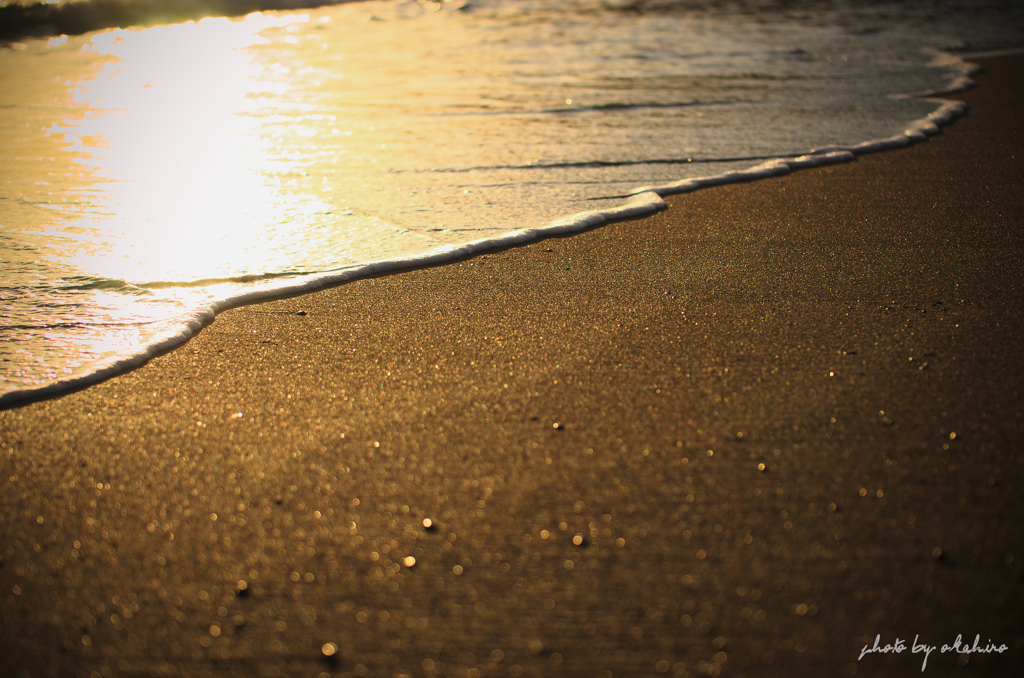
[{"left": 0, "top": 52, "right": 981, "bottom": 409}]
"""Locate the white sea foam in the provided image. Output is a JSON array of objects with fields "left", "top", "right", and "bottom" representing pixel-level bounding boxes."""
[{"left": 1, "top": 0, "right": 1022, "bottom": 406}]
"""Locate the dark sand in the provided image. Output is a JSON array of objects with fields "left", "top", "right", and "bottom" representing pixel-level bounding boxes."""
[{"left": 2, "top": 55, "right": 1023, "bottom": 678}]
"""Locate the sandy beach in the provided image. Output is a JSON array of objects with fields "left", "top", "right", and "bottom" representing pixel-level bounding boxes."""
[{"left": 2, "top": 54, "right": 1023, "bottom": 678}]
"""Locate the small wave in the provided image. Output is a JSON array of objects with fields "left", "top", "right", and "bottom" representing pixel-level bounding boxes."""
[
  {"left": 429, "top": 99, "right": 739, "bottom": 117},
  {"left": 136, "top": 270, "right": 320, "bottom": 289},
  {"left": 29, "top": 271, "right": 337, "bottom": 293},
  {"left": 0, "top": 319, "right": 146, "bottom": 331},
  {"left": 56, "top": 276, "right": 144, "bottom": 292},
  {"left": 419, "top": 153, "right": 817, "bottom": 174}
]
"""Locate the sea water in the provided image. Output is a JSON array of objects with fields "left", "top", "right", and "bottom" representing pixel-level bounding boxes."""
[{"left": 1, "top": 0, "right": 1023, "bottom": 405}]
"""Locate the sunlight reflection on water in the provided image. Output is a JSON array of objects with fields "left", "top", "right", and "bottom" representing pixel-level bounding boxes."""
[{"left": 55, "top": 13, "right": 356, "bottom": 283}]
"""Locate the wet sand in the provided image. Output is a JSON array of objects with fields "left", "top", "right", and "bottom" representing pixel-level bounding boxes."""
[{"left": 2, "top": 55, "right": 1023, "bottom": 678}]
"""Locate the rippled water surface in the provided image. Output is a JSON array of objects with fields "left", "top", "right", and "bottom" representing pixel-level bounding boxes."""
[{"left": 1, "top": 0, "right": 1023, "bottom": 401}]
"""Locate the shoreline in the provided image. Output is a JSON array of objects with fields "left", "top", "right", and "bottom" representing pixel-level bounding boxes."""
[
  {"left": 0, "top": 50, "right": 977, "bottom": 409},
  {"left": 2, "top": 54, "right": 1023, "bottom": 677}
]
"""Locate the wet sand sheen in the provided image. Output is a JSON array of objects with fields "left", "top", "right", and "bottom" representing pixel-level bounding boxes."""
[{"left": 1, "top": 55, "right": 1023, "bottom": 677}]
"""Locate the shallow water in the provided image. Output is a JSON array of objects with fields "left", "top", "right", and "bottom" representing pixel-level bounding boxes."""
[{"left": 1, "top": 0, "right": 1023, "bottom": 403}]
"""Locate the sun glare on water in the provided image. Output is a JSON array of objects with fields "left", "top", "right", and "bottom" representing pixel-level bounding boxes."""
[{"left": 51, "top": 12, "right": 336, "bottom": 284}]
